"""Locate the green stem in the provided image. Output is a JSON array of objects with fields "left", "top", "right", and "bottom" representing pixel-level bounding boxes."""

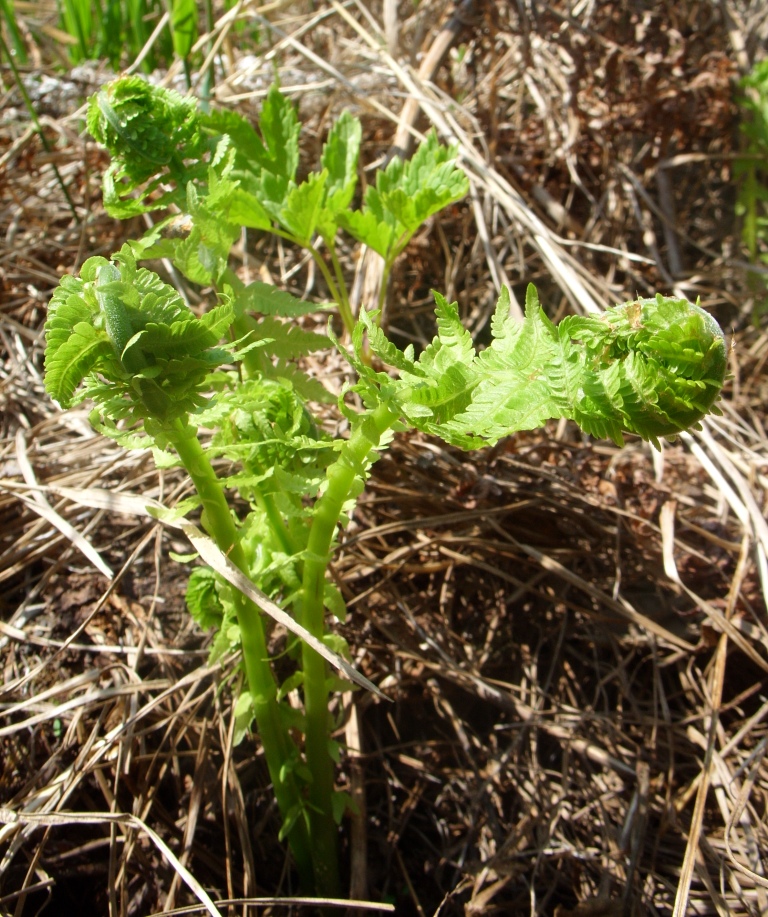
[
  {"left": 259, "top": 488, "right": 300, "bottom": 559},
  {"left": 325, "top": 238, "right": 355, "bottom": 336},
  {"left": 377, "top": 262, "right": 391, "bottom": 316},
  {"left": 269, "top": 227, "right": 356, "bottom": 337},
  {"left": 0, "top": 31, "right": 77, "bottom": 219},
  {"left": 165, "top": 416, "right": 314, "bottom": 890},
  {"left": 300, "top": 402, "right": 400, "bottom": 897},
  {"left": 378, "top": 235, "right": 411, "bottom": 319}
]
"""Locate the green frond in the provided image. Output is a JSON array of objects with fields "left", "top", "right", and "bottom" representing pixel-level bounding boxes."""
[
  {"left": 361, "top": 309, "right": 424, "bottom": 378},
  {"left": 186, "top": 566, "right": 224, "bottom": 630},
  {"left": 358, "top": 285, "right": 726, "bottom": 449},
  {"left": 259, "top": 83, "right": 300, "bottom": 181},
  {"left": 419, "top": 293, "right": 477, "bottom": 376},
  {"left": 252, "top": 316, "right": 329, "bottom": 360},
  {"left": 235, "top": 282, "right": 323, "bottom": 318},
  {"left": 269, "top": 362, "right": 336, "bottom": 404},
  {"left": 87, "top": 76, "right": 204, "bottom": 186},
  {"left": 44, "top": 252, "right": 238, "bottom": 432},
  {"left": 338, "top": 130, "right": 469, "bottom": 262},
  {"left": 45, "top": 320, "right": 114, "bottom": 409},
  {"left": 318, "top": 111, "right": 361, "bottom": 237},
  {"left": 44, "top": 273, "right": 111, "bottom": 408}
]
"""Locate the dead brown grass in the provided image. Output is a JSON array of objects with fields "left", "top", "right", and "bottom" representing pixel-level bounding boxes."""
[{"left": 2, "top": 1, "right": 768, "bottom": 915}]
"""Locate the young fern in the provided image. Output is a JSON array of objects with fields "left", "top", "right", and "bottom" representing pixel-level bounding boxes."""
[
  {"left": 47, "top": 75, "right": 728, "bottom": 900},
  {"left": 87, "top": 75, "right": 207, "bottom": 215},
  {"left": 352, "top": 285, "right": 727, "bottom": 450},
  {"left": 44, "top": 247, "right": 321, "bottom": 889},
  {"left": 44, "top": 245, "right": 727, "bottom": 898},
  {"left": 86, "top": 76, "right": 469, "bottom": 334}
]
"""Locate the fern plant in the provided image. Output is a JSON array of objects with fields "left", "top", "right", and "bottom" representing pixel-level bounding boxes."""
[
  {"left": 86, "top": 76, "right": 470, "bottom": 335},
  {"left": 44, "top": 76, "right": 728, "bottom": 900}
]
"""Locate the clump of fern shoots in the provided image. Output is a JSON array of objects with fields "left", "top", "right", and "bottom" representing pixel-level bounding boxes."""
[{"left": 44, "top": 74, "right": 727, "bottom": 900}]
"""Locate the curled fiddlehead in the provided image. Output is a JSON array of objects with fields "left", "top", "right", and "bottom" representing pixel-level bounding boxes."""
[
  {"left": 354, "top": 284, "right": 727, "bottom": 449},
  {"left": 86, "top": 76, "right": 208, "bottom": 216},
  {"left": 558, "top": 293, "right": 727, "bottom": 444},
  {"left": 87, "top": 76, "right": 204, "bottom": 181},
  {"left": 44, "top": 247, "right": 236, "bottom": 440}
]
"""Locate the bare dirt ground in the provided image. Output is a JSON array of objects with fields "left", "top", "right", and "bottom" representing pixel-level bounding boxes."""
[{"left": 2, "top": 2, "right": 768, "bottom": 915}]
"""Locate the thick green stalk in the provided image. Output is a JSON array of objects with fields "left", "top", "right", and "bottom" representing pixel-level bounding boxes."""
[
  {"left": 300, "top": 402, "right": 400, "bottom": 896},
  {"left": 166, "top": 417, "right": 314, "bottom": 889}
]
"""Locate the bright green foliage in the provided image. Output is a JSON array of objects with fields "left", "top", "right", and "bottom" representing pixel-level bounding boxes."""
[
  {"left": 3, "top": 0, "right": 185, "bottom": 71},
  {"left": 87, "top": 76, "right": 206, "bottom": 214},
  {"left": 354, "top": 285, "right": 727, "bottom": 449},
  {"left": 86, "top": 76, "right": 468, "bottom": 332},
  {"left": 339, "top": 131, "right": 470, "bottom": 266},
  {"left": 186, "top": 565, "right": 223, "bottom": 630},
  {"left": 53, "top": 0, "right": 175, "bottom": 70},
  {"left": 44, "top": 245, "right": 726, "bottom": 896},
  {"left": 44, "top": 246, "right": 238, "bottom": 440},
  {"left": 170, "top": 0, "right": 198, "bottom": 62},
  {"left": 46, "top": 76, "right": 729, "bottom": 898},
  {"left": 185, "top": 374, "right": 338, "bottom": 676},
  {"left": 318, "top": 111, "right": 363, "bottom": 239}
]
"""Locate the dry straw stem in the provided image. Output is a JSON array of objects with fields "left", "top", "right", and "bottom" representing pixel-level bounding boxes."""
[{"left": 2, "top": 0, "right": 768, "bottom": 914}]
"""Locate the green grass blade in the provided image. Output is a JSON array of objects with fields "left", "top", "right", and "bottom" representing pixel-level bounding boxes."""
[
  {"left": 171, "top": 0, "right": 197, "bottom": 61},
  {"left": 0, "top": 0, "right": 28, "bottom": 64},
  {"left": 0, "top": 29, "right": 77, "bottom": 217},
  {"left": 58, "top": 0, "right": 93, "bottom": 61}
]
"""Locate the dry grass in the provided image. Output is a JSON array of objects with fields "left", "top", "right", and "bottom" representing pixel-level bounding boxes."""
[{"left": 2, "top": 1, "right": 768, "bottom": 915}]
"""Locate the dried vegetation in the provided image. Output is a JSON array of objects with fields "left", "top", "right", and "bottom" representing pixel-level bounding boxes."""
[{"left": 2, "top": 1, "right": 768, "bottom": 915}]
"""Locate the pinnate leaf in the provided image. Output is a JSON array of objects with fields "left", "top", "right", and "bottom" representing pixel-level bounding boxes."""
[
  {"left": 235, "top": 282, "right": 324, "bottom": 318},
  {"left": 44, "top": 250, "right": 238, "bottom": 429},
  {"left": 201, "top": 108, "right": 270, "bottom": 172},
  {"left": 339, "top": 130, "right": 469, "bottom": 261},
  {"left": 278, "top": 171, "right": 327, "bottom": 244},
  {"left": 359, "top": 285, "right": 727, "bottom": 449},
  {"left": 317, "top": 112, "right": 361, "bottom": 239},
  {"left": 259, "top": 83, "right": 300, "bottom": 181},
  {"left": 337, "top": 208, "right": 398, "bottom": 261},
  {"left": 252, "top": 316, "right": 328, "bottom": 360},
  {"left": 45, "top": 319, "right": 113, "bottom": 409}
]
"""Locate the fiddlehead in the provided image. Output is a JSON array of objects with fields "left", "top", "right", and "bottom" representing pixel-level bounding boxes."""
[
  {"left": 87, "top": 76, "right": 204, "bottom": 184},
  {"left": 356, "top": 284, "right": 727, "bottom": 449},
  {"left": 559, "top": 294, "right": 727, "bottom": 445},
  {"left": 44, "top": 247, "right": 237, "bottom": 438}
]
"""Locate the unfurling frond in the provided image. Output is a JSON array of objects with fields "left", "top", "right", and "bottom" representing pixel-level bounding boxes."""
[
  {"left": 87, "top": 76, "right": 204, "bottom": 184},
  {"left": 44, "top": 247, "right": 237, "bottom": 438},
  {"left": 359, "top": 285, "right": 727, "bottom": 449}
]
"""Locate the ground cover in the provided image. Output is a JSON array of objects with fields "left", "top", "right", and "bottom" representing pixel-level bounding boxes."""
[{"left": 1, "top": 1, "right": 768, "bottom": 915}]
